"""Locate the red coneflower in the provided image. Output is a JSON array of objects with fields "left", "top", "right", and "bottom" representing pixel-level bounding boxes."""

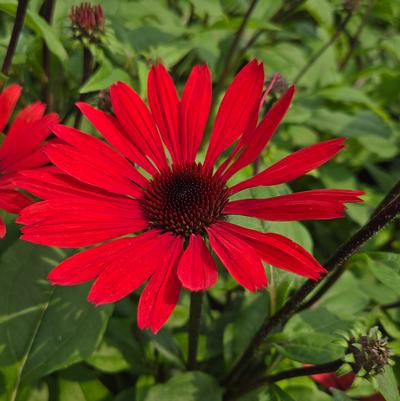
[
  {"left": 16, "top": 61, "right": 363, "bottom": 333},
  {"left": 0, "top": 84, "right": 58, "bottom": 238}
]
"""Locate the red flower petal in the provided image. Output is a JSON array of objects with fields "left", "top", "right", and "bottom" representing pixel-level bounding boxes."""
[
  {"left": 0, "top": 189, "right": 32, "bottom": 214},
  {"left": 220, "top": 222, "right": 325, "bottom": 279},
  {"left": 180, "top": 65, "right": 212, "bottom": 163},
  {"left": 225, "top": 189, "right": 364, "bottom": 221},
  {"left": 148, "top": 64, "right": 181, "bottom": 163},
  {"left": 87, "top": 230, "right": 169, "bottom": 304},
  {"left": 109, "top": 82, "right": 169, "bottom": 171},
  {"left": 204, "top": 60, "right": 264, "bottom": 168},
  {"left": 77, "top": 102, "right": 158, "bottom": 175},
  {"left": 221, "top": 86, "right": 295, "bottom": 180},
  {"left": 177, "top": 234, "right": 218, "bottom": 291},
  {"left": 0, "top": 216, "right": 6, "bottom": 238},
  {"left": 18, "top": 197, "right": 147, "bottom": 247},
  {"left": 0, "top": 84, "right": 21, "bottom": 132},
  {"left": 49, "top": 125, "right": 146, "bottom": 197},
  {"left": 207, "top": 222, "right": 268, "bottom": 292},
  {"left": 16, "top": 167, "right": 129, "bottom": 201},
  {"left": 230, "top": 138, "right": 346, "bottom": 193},
  {"left": 138, "top": 235, "right": 183, "bottom": 333},
  {"left": 48, "top": 235, "right": 149, "bottom": 285}
]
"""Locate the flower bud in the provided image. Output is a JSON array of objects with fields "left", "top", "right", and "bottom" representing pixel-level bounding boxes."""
[
  {"left": 70, "top": 2, "right": 105, "bottom": 43},
  {"left": 343, "top": 0, "right": 360, "bottom": 11},
  {"left": 266, "top": 74, "right": 290, "bottom": 96}
]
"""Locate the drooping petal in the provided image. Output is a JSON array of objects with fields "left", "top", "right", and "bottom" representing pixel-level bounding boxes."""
[
  {"left": 87, "top": 230, "right": 171, "bottom": 304},
  {"left": 177, "top": 234, "right": 218, "bottom": 291},
  {"left": 110, "top": 82, "right": 169, "bottom": 171},
  {"left": 18, "top": 197, "right": 147, "bottom": 247},
  {"left": 0, "top": 84, "right": 21, "bottom": 132},
  {"left": 147, "top": 64, "right": 181, "bottom": 163},
  {"left": 49, "top": 125, "right": 146, "bottom": 197},
  {"left": 138, "top": 235, "right": 183, "bottom": 333},
  {"left": 180, "top": 65, "right": 212, "bottom": 163},
  {"left": 0, "top": 102, "right": 47, "bottom": 164},
  {"left": 230, "top": 138, "right": 346, "bottom": 193},
  {"left": 220, "top": 222, "right": 325, "bottom": 280},
  {"left": 221, "top": 86, "right": 295, "bottom": 180},
  {"left": 0, "top": 216, "right": 5, "bottom": 238},
  {"left": 0, "top": 189, "right": 32, "bottom": 214},
  {"left": 77, "top": 102, "right": 158, "bottom": 175},
  {"left": 204, "top": 60, "right": 264, "bottom": 168},
  {"left": 48, "top": 235, "right": 152, "bottom": 285},
  {"left": 224, "top": 189, "right": 364, "bottom": 221},
  {"left": 207, "top": 223, "right": 267, "bottom": 292}
]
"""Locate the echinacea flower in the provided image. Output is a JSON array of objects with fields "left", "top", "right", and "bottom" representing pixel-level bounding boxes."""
[
  {"left": 16, "top": 61, "right": 363, "bottom": 333},
  {"left": 0, "top": 84, "right": 58, "bottom": 238}
]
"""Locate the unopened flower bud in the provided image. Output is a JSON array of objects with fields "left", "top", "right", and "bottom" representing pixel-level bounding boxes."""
[{"left": 70, "top": 2, "right": 105, "bottom": 43}]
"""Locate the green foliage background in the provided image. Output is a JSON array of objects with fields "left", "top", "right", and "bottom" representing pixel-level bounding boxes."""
[{"left": 0, "top": 0, "right": 399, "bottom": 400}]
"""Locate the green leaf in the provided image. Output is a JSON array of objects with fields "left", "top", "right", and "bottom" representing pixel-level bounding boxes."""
[
  {"left": 144, "top": 372, "right": 222, "bottom": 401},
  {"left": 237, "top": 384, "right": 296, "bottom": 401},
  {"left": 58, "top": 365, "right": 112, "bottom": 401},
  {"left": 0, "top": 1, "right": 67, "bottom": 62},
  {"left": 375, "top": 366, "right": 400, "bottom": 401},
  {"left": 0, "top": 242, "right": 112, "bottom": 401},
  {"left": 365, "top": 252, "right": 400, "bottom": 295},
  {"left": 331, "top": 389, "right": 353, "bottom": 401},
  {"left": 275, "top": 332, "right": 345, "bottom": 364},
  {"left": 79, "top": 60, "right": 132, "bottom": 93}
]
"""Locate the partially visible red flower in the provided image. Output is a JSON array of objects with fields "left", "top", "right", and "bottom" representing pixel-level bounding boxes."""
[
  {"left": 0, "top": 84, "right": 58, "bottom": 238},
  {"left": 16, "top": 61, "right": 363, "bottom": 333},
  {"left": 312, "top": 371, "right": 385, "bottom": 401}
]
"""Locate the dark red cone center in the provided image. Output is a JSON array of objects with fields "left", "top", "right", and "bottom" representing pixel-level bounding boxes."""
[{"left": 141, "top": 163, "right": 229, "bottom": 237}]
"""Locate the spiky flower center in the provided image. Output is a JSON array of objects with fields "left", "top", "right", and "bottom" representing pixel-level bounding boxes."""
[{"left": 141, "top": 163, "right": 229, "bottom": 237}]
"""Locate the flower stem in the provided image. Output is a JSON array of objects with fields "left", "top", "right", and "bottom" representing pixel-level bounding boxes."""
[
  {"left": 39, "top": 0, "right": 55, "bottom": 109},
  {"left": 223, "top": 181, "right": 400, "bottom": 387},
  {"left": 224, "top": 359, "right": 342, "bottom": 401},
  {"left": 74, "top": 46, "right": 93, "bottom": 128},
  {"left": 213, "top": 0, "right": 259, "bottom": 99},
  {"left": 1, "top": 0, "right": 29, "bottom": 85},
  {"left": 293, "top": 10, "right": 353, "bottom": 85},
  {"left": 187, "top": 291, "right": 204, "bottom": 370}
]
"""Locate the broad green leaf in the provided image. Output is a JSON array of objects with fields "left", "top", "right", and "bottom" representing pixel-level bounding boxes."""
[
  {"left": 0, "top": 242, "right": 112, "bottom": 401},
  {"left": 144, "top": 372, "right": 222, "bottom": 401},
  {"left": 375, "top": 366, "right": 400, "bottom": 401},
  {"left": 284, "top": 307, "right": 352, "bottom": 335},
  {"left": 0, "top": 1, "right": 67, "bottom": 62},
  {"left": 365, "top": 252, "right": 400, "bottom": 295},
  {"left": 237, "top": 384, "right": 296, "bottom": 401},
  {"left": 58, "top": 365, "right": 112, "bottom": 401},
  {"left": 331, "top": 389, "right": 353, "bottom": 401},
  {"left": 80, "top": 61, "right": 132, "bottom": 93},
  {"left": 275, "top": 332, "right": 345, "bottom": 364},
  {"left": 223, "top": 292, "right": 269, "bottom": 364}
]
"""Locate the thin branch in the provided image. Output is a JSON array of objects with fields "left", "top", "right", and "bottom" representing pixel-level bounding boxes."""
[
  {"left": 187, "top": 292, "right": 204, "bottom": 370},
  {"left": 271, "top": 0, "right": 307, "bottom": 23},
  {"left": 381, "top": 300, "right": 400, "bottom": 310},
  {"left": 294, "top": 10, "right": 353, "bottom": 85},
  {"left": 225, "top": 359, "right": 342, "bottom": 401},
  {"left": 223, "top": 182, "right": 400, "bottom": 387},
  {"left": 1, "top": 0, "right": 29, "bottom": 85},
  {"left": 300, "top": 179, "right": 400, "bottom": 311},
  {"left": 339, "top": 0, "right": 374, "bottom": 71}
]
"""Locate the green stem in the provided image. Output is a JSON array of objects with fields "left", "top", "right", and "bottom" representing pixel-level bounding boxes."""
[
  {"left": 1, "top": 0, "right": 29, "bottom": 85},
  {"left": 187, "top": 291, "right": 204, "bottom": 370},
  {"left": 293, "top": 10, "right": 353, "bottom": 84}
]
